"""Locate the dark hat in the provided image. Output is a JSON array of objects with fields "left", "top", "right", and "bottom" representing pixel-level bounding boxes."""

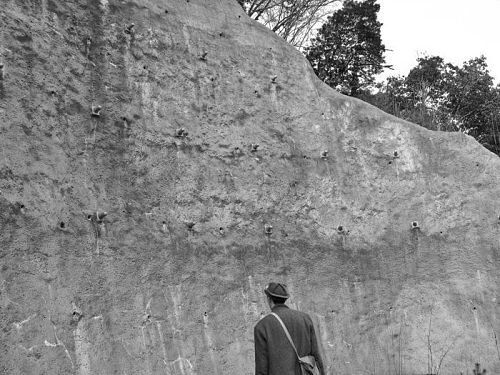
[{"left": 264, "top": 282, "right": 290, "bottom": 299}]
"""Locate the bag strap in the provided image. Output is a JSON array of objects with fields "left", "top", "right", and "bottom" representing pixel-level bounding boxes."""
[{"left": 270, "top": 312, "right": 301, "bottom": 360}]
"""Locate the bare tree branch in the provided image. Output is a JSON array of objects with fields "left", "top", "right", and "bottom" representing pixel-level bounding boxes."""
[{"left": 239, "top": 0, "right": 342, "bottom": 49}]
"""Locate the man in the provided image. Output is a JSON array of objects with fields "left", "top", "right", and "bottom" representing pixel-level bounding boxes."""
[{"left": 254, "top": 282, "right": 326, "bottom": 375}]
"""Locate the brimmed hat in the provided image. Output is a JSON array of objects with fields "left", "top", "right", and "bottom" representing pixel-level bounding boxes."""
[{"left": 264, "top": 282, "right": 290, "bottom": 299}]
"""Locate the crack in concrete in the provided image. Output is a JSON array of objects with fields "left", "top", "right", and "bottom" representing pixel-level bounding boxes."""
[{"left": 13, "top": 313, "right": 36, "bottom": 330}]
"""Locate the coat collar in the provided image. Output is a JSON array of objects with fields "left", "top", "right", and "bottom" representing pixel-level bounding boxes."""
[{"left": 271, "top": 304, "right": 289, "bottom": 312}]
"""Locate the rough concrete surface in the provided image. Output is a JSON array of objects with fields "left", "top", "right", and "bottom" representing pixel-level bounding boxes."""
[{"left": 0, "top": 1, "right": 499, "bottom": 374}]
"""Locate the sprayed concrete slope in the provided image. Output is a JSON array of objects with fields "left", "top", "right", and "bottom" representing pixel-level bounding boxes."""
[{"left": 0, "top": 0, "right": 500, "bottom": 374}]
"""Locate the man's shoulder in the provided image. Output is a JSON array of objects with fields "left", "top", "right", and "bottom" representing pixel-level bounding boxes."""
[
  {"left": 254, "top": 313, "right": 274, "bottom": 330},
  {"left": 285, "top": 308, "right": 313, "bottom": 323},
  {"left": 289, "top": 308, "right": 310, "bottom": 317}
]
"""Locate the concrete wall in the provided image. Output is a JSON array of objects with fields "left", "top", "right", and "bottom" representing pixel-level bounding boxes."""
[{"left": 1, "top": 0, "right": 499, "bottom": 374}]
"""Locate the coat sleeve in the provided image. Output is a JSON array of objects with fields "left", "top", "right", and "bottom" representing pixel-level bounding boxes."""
[
  {"left": 309, "top": 318, "right": 326, "bottom": 375},
  {"left": 254, "top": 323, "right": 268, "bottom": 375}
]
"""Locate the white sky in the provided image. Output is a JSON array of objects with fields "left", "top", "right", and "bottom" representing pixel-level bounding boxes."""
[{"left": 376, "top": 0, "right": 500, "bottom": 83}]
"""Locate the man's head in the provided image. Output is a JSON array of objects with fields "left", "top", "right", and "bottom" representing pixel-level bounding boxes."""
[{"left": 264, "top": 282, "right": 289, "bottom": 308}]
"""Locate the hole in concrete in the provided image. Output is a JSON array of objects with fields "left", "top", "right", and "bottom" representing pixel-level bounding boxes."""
[
  {"left": 393, "top": 150, "right": 399, "bottom": 158},
  {"left": 411, "top": 221, "right": 419, "bottom": 229},
  {"left": 143, "top": 65, "right": 147, "bottom": 69},
  {"left": 60, "top": 221, "right": 65, "bottom": 229},
  {"left": 264, "top": 224, "right": 273, "bottom": 235},
  {"left": 165, "top": 9, "right": 168, "bottom": 13},
  {"left": 124, "top": 23, "right": 135, "bottom": 34},
  {"left": 232, "top": 146, "right": 242, "bottom": 156},
  {"left": 175, "top": 128, "right": 188, "bottom": 138},
  {"left": 388, "top": 161, "right": 392, "bottom": 164},
  {"left": 88, "top": 212, "right": 107, "bottom": 223},
  {"left": 251, "top": 144, "right": 259, "bottom": 152},
  {"left": 321, "top": 150, "right": 328, "bottom": 159},
  {"left": 97, "top": 212, "right": 107, "bottom": 221},
  {"left": 91, "top": 105, "right": 102, "bottom": 117},
  {"left": 337, "top": 226, "right": 349, "bottom": 235},
  {"left": 72, "top": 310, "right": 82, "bottom": 322}
]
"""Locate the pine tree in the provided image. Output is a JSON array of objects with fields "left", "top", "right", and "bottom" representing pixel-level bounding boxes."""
[{"left": 305, "top": 0, "right": 387, "bottom": 96}]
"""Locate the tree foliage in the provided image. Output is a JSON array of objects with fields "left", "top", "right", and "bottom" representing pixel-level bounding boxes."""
[
  {"left": 237, "top": 0, "right": 340, "bottom": 48},
  {"left": 365, "top": 56, "right": 453, "bottom": 131},
  {"left": 444, "top": 57, "right": 499, "bottom": 139},
  {"left": 367, "top": 55, "right": 500, "bottom": 155},
  {"left": 305, "top": 0, "right": 387, "bottom": 96}
]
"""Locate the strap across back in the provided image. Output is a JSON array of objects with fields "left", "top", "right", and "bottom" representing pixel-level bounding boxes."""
[{"left": 270, "top": 312, "right": 301, "bottom": 360}]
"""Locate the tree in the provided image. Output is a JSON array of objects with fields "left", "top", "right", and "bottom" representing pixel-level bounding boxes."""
[
  {"left": 237, "top": 0, "right": 340, "bottom": 49},
  {"left": 369, "top": 55, "right": 473, "bottom": 131},
  {"left": 362, "top": 76, "right": 409, "bottom": 119},
  {"left": 406, "top": 56, "right": 446, "bottom": 110},
  {"left": 400, "top": 55, "right": 453, "bottom": 131},
  {"left": 481, "top": 86, "right": 500, "bottom": 155},
  {"left": 305, "top": 0, "right": 387, "bottom": 96},
  {"left": 443, "top": 57, "right": 497, "bottom": 134}
]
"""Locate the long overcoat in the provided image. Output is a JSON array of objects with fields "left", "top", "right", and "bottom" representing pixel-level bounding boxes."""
[{"left": 254, "top": 304, "right": 325, "bottom": 375}]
